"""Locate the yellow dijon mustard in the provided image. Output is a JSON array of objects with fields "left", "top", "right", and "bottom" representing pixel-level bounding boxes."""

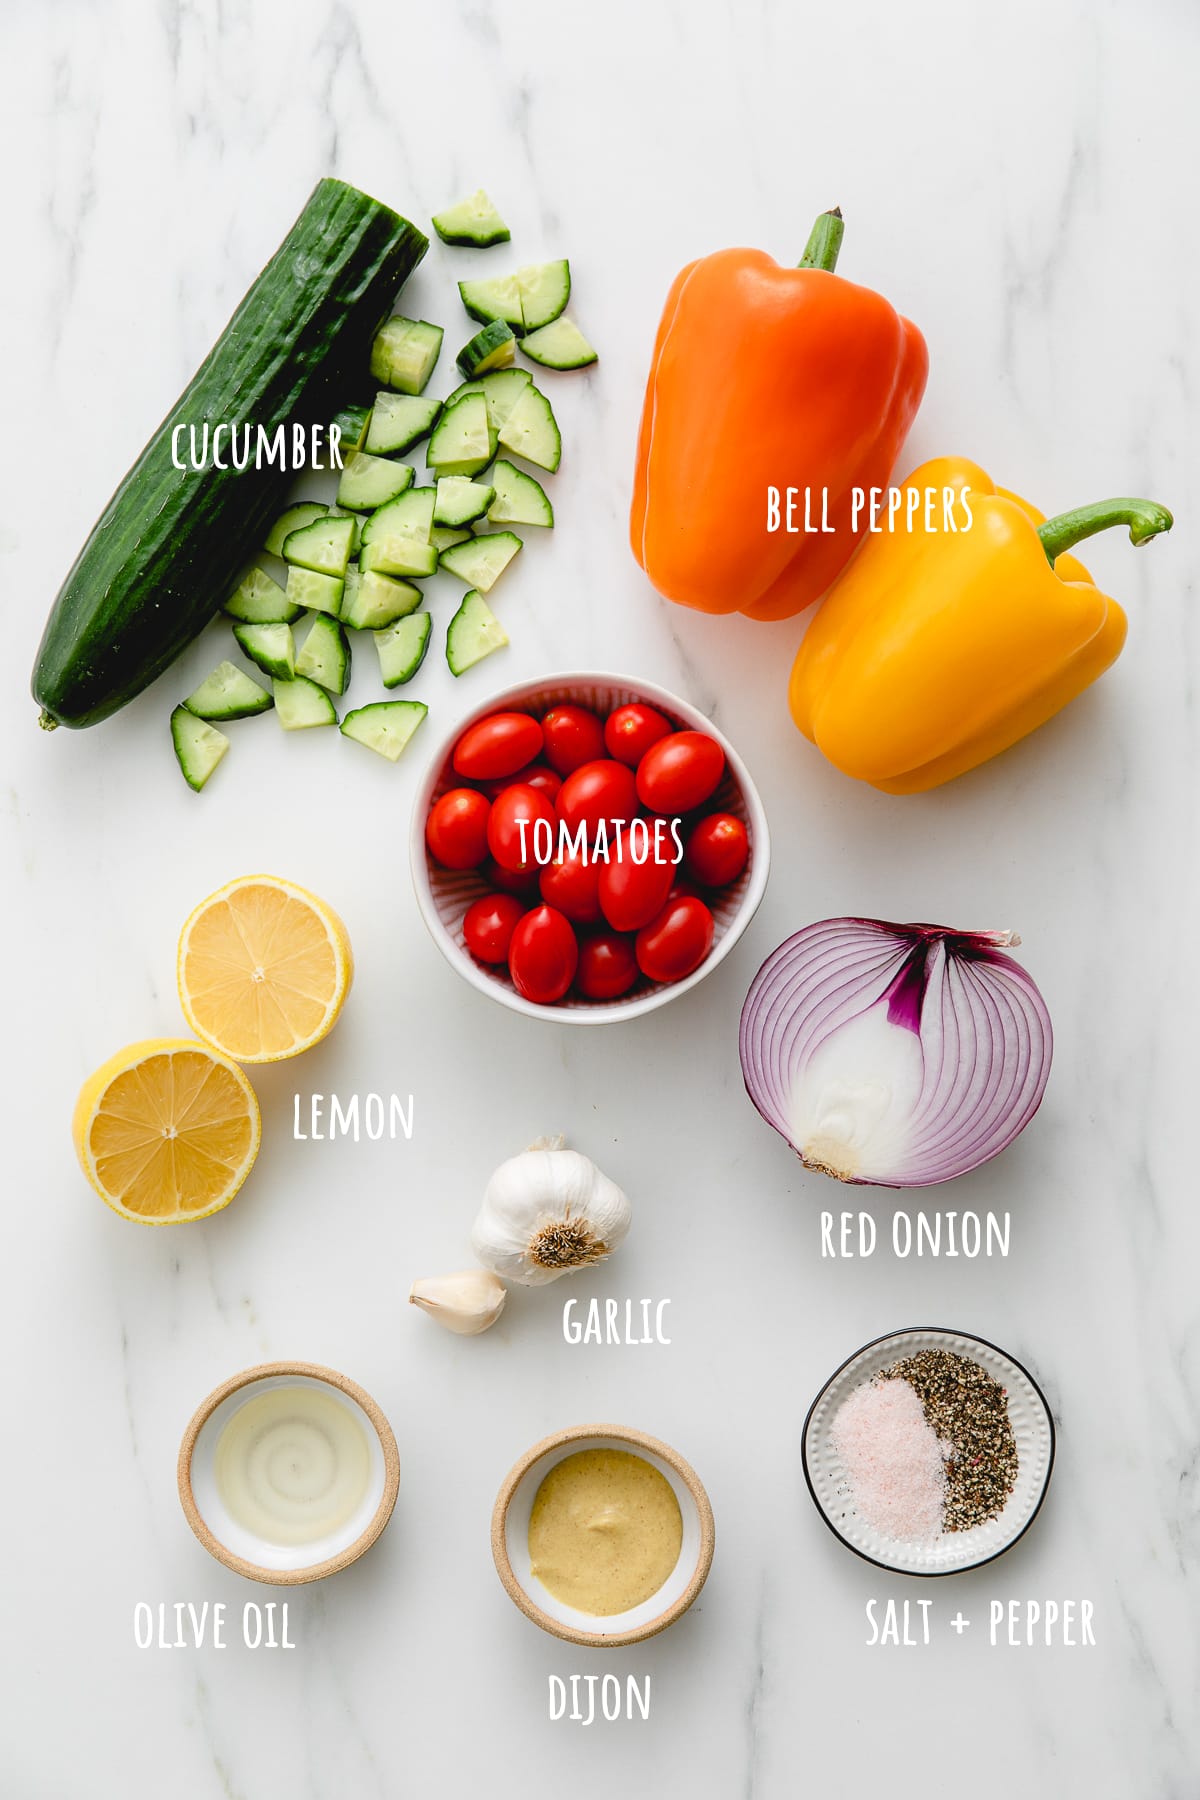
[{"left": 528, "top": 1448, "right": 683, "bottom": 1616}]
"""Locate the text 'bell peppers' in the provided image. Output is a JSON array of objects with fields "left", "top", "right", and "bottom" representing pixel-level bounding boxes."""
[
  {"left": 630, "top": 209, "right": 928, "bottom": 621},
  {"left": 787, "top": 456, "right": 1174, "bottom": 794}
]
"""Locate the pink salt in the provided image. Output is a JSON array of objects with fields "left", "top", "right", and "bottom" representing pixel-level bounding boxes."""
[{"left": 831, "top": 1378, "right": 948, "bottom": 1542}]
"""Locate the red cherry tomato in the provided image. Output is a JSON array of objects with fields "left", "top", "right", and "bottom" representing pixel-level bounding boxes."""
[
  {"left": 684, "top": 812, "right": 749, "bottom": 887},
  {"left": 557, "top": 760, "right": 639, "bottom": 836},
  {"left": 597, "top": 852, "right": 675, "bottom": 933},
  {"left": 540, "top": 852, "right": 603, "bottom": 925},
  {"left": 541, "top": 704, "right": 607, "bottom": 776},
  {"left": 635, "top": 895, "right": 715, "bottom": 984},
  {"left": 481, "top": 858, "right": 540, "bottom": 897},
  {"left": 453, "top": 711, "right": 544, "bottom": 780},
  {"left": 508, "top": 905, "right": 579, "bottom": 1004},
  {"left": 637, "top": 731, "right": 725, "bottom": 814},
  {"left": 604, "top": 702, "right": 673, "bottom": 767},
  {"left": 462, "top": 893, "right": 524, "bottom": 964},
  {"left": 577, "top": 933, "right": 639, "bottom": 1000},
  {"left": 486, "top": 784, "right": 557, "bottom": 874},
  {"left": 477, "top": 764, "right": 563, "bottom": 803},
  {"left": 425, "top": 788, "right": 491, "bottom": 869}
]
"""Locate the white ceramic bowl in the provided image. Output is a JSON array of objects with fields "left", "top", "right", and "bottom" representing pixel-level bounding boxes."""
[
  {"left": 178, "top": 1362, "right": 400, "bottom": 1585},
  {"left": 802, "top": 1327, "right": 1055, "bottom": 1576},
  {"left": 491, "top": 1424, "right": 715, "bottom": 1647},
  {"left": 410, "top": 672, "right": 771, "bottom": 1023}
]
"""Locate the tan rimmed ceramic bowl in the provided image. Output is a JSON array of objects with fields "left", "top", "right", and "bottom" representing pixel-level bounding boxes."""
[
  {"left": 178, "top": 1361, "right": 400, "bottom": 1585},
  {"left": 411, "top": 672, "right": 771, "bottom": 1024},
  {"left": 491, "top": 1423, "right": 715, "bottom": 1646}
]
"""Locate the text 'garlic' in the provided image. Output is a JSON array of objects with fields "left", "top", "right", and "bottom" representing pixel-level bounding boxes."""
[
  {"left": 471, "top": 1136, "right": 632, "bottom": 1286},
  {"left": 409, "top": 1269, "right": 507, "bottom": 1335}
]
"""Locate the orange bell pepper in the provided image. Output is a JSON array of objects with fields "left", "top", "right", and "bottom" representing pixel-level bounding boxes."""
[
  {"left": 788, "top": 455, "right": 1174, "bottom": 793},
  {"left": 630, "top": 210, "right": 928, "bottom": 621}
]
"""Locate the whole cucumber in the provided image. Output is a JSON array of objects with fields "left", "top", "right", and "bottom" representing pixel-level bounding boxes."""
[{"left": 33, "top": 178, "right": 427, "bottom": 728}]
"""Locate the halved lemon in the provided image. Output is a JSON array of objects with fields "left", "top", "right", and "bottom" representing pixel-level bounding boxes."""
[
  {"left": 177, "top": 874, "right": 353, "bottom": 1063},
  {"left": 73, "top": 1038, "right": 261, "bottom": 1224}
]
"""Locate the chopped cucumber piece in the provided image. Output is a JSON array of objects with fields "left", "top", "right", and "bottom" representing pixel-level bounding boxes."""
[
  {"left": 265, "top": 501, "right": 328, "bottom": 557},
  {"left": 375, "top": 612, "right": 433, "bottom": 688},
  {"left": 434, "top": 477, "right": 496, "bottom": 528},
  {"left": 296, "top": 614, "right": 352, "bottom": 696},
  {"left": 446, "top": 590, "right": 509, "bottom": 676},
  {"left": 432, "top": 189, "right": 510, "bottom": 248},
  {"left": 520, "top": 316, "right": 598, "bottom": 370},
  {"left": 361, "top": 487, "right": 436, "bottom": 546},
  {"left": 184, "top": 660, "right": 272, "bottom": 721},
  {"left": 497, "top": 384, "right": 561, "bottom": 472},
  {"left": 370, "top": 316, "right": 443, "bottom": 394},
  {"left": 458, "top": 274, "right": 524, "bottom": 334},
  {"left": 517, "top": 259, "right": 571, "bottom": 331},
  {"left": 432, "top": 526, "right": 473, "bottom": 553},
  {"left": 329, "top": 403, "right": 371, "bottom": 458},
  {"left": 285, "top": 566, "right": 343, "bottom": 618},
  {"left": 446, "top": 367, "right": 532, "bottom": 431},
  {"left": 488, "top": 460, "right": 554, "bottom": 528},
  {"left": 364, "top": 393, "right": 442, "bottom": 456},
  {"left": 426, "top": 393, "right": 492, "bottom": 473},
  {"left": 282, "top": 513, "right": 355, "bottom": 577},
  {"left": 336, "top": 450, "right": 414, "bottom": 512},
  {"left": 273, "top": 675, "right": 337, "bottom": 730},
  {"left": 224, "top": 566, "right": 302, "bottom": 624},
  {"left": 171, "top": 705, "right": 230, "bottom": 791},
  {"left": 341, "top": 568, "right": 422, "bottom": 630},
  {"left": 456, "top": 320, "right": 516, "bottom": 380},
  {"left": 439, "top": 530, "right": 522, "bottom": 593},
  {"left": 340, "top": 700, "right": 428, "bottom": 763},
  {"left": 336, "top": 511, "right": 363, "bottom": 555},
  {"left": 361, "top": 536, "right": 439, "bottom": 579},
  {"left": 233, "top": 621, "right": 296, "bottom": 681}
]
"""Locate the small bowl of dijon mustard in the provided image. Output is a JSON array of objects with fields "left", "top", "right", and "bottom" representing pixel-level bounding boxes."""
[{"left": 491, "top": 1423, "right": 715, "bottom": 1647}]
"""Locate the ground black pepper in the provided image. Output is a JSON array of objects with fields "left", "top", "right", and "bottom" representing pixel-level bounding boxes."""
[{"left": 881, "top": 1350, "right": 1018, "bottom": 1532}]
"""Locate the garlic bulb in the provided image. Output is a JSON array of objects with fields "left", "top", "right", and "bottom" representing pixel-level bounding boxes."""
[
  {"left": 470, "top": 1136, "right": 632, "bottom": 1286},
  {"left": 409, "top": 1269, "right": 507, "bottom": 1335}
]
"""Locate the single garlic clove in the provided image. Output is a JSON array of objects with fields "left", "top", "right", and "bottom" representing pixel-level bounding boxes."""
[{"left": 409, "top": 1269, "right": 507, "bottom": 1336}]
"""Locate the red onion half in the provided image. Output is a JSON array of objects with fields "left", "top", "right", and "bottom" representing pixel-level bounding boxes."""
[{"left": 739, "top": 919, "right": 1053, "bottom": 1187}]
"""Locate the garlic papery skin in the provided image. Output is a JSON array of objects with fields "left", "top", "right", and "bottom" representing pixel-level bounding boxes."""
[
  {"left": 409, "top": 1270, "right": 507, "bottom": 1335},
  {"left": 470, "top": 1140, "right": 632, "bottom": 1286}
]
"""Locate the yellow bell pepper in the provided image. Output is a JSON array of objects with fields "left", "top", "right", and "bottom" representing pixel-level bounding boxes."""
[{"left": 788, "top": 456, "right": 1173, "bottom": 793}]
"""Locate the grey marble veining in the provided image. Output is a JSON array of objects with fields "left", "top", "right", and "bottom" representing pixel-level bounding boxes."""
[{"left": 3, "top": 0, "right": 1200, "bottom": 1795}]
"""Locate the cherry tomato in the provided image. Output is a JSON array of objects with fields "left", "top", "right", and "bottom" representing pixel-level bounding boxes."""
[
  {"left": 604, "top": 702, "right": 673, "bottom": 767},
  {"left": 482, "top": 762, "right": 562, "bottom": 805},
  {"left": 481, "top": 857, "right": 540, "bottom": 897},
  {"left": 508, "top": 905, "right": 579, "bottom": 1004},
  {"left": 453, "top": 711, "right": 543, "bottom": 781},
  {"left": 486, "top": 783, "right": 557, "bottom": 874},
  {"left": 425, "top": 788, "right": 491, "bottom": 869},
  {"left": 541, "top": 704, "right": 607, "bottom": 776},
  {"left": 684, "top": 812, "right": 749, "bottom": 887},
  {"left": 635, "top": 895, "right": 715, "bottom": 984},
  {"left": 636, "top": 731, "right": 725, "bottom": 814},
  {"left": 557, "top": 760, "right": 639, "bottom": 836},
  {"left": 577, "top": 933, "right": 639, "bottom": 1000},
  {"left": 539, "top": 852, "right": 603, "bottom": 925},
  {"left": 462, "top": 893, "right": 524, "bottom": 964},
  {"left": 597, "top": 851, "right": 675, "bottom": 933}
]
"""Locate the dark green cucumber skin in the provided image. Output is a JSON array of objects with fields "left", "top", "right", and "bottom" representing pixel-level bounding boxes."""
[{"left": 33, "top": 179, "right": 427, "bottom": 728}]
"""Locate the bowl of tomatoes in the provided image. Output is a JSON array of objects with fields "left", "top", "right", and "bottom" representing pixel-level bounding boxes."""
[{"left": 410, "top": 674, "right": 771, "bottom": 1022}]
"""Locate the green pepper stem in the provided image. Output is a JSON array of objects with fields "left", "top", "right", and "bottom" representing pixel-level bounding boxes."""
[
  {"left": 1038, "top": 498, "right": 1173, "bottom": 566},
  {"left": 798, "top": 208, "right": 844, "bottom": 273},
  {"left": 37, "top": 708, "right": 58, "bottom": 731}
]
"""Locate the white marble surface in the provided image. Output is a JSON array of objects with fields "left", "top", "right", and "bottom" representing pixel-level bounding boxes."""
[{"left": 4, "top": 0, "right": 1199, "bottom": 1793}]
